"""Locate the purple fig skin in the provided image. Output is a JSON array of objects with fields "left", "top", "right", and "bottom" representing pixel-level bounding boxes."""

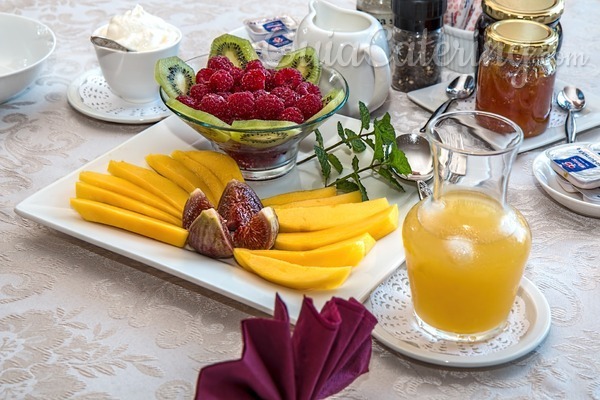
[
  {"left": 217, "top": 179, "right": 263, "bottom": 232},
  {"left": 182, "top": 188, "right": 214, "bottom": 230},
  {"left": 187, "top": 208, "right": 234, "bottom": 258},
  {"left": 233, "top": 207, "right": 279, "bottom": 250}
]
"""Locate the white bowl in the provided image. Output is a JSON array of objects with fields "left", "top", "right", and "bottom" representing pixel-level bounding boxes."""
[
  {"left": 0, "top": 13, "right": 56, "bottom": 104},
  {"left": 442, "top": 25, "right": 476, "bottom": 75}
]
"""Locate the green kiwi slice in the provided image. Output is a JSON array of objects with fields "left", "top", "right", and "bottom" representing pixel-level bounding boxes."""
[
  {"left": 155, "top": 56, "right": 196, "bottom": 99},
  {"left": 209, "top": 34, "right": 259, "bottom": 69},
  {"left": 165, "top": 98, "right": 231, "bottom": 143},
  {"left": 276, "top": 47, "right": 321, "bottom": 84},
  {"left": 229, "top": 120, "right": 300, "bottom": 148},
  {"left": 307, "top": 89, "right": 347, "bottom": 122}
]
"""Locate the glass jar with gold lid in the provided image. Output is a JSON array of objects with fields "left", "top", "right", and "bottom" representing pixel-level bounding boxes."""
[
  {"left": 475, "top": 19, "right": 558, "bottom": 138},
  {"left": 474, "top": 0, "right": 564, "bottom": 66}
]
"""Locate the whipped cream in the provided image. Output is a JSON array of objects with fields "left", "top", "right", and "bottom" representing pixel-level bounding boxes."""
[{"left": 98, "top": 5, "right": 179, "bottom": 52}]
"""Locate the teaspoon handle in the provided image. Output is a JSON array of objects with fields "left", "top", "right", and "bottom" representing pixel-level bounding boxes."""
[
  {"left": 420, "top": 98, "right": 455, "bottom": 133},
  {"left": 565, "top": 110, "right": 576, "bottom": 143}
]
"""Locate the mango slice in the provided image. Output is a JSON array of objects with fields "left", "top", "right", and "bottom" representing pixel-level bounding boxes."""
[
  {"left": 234, "top": 233, "right": 376, "bottom": 267},
  {"left": 275, "top": 197, "right": 390, "bottom": 232},
  {"left": 233, "top": 249, "right": 352, "bottom": 290},
  {"left": 70, "top": 198, "right": 189, "bottom": 247},
  {"left": 183, "top": 150, "right": 244, "bottom": 185},
  {"left": 272, "top": 191, "right": 362, "bottom": 209},
  {"left": 145, "top": 153, "right": 219, "bottom": 206},
  {"left": 261, "top": 186, "right": 337, "bottom": 207},
  {"left": 79, "top": 171, "right": 181, "bottom": 218},
  {"left": 107, "top": 160, "right": 189, "bottom": 213},
  {"left": 171, "top": 150, "right": 225, "bottom": 202},
  {"left": 274, "top": 204, "right": 399, "bottom": 251},
  {"left": 75, "top": 181, "right": 182, "bottom": 226}
]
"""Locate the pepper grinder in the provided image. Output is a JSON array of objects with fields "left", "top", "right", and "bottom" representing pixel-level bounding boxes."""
[{"left": 391, "top": 0, "right": 447, "bottom": 92}]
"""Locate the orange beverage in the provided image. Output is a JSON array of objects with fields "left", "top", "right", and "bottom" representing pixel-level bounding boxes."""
[{"left": 402, "top": 190, "right": 531, "bottom": 339}]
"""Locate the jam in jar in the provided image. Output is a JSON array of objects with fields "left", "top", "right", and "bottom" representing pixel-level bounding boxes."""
[{"left": 475, "top": 19, "right": 558, "bottom": 138}]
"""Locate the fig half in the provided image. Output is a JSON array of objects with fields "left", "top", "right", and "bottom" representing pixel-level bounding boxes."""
[
  {"left": 217, "top": 179, "right": 263, "bottom": 231},
  {"left": 233, "top": 207, "right": 279, "bottom": 250},
  {"left": 182, "top": 188, "right": 214, "bottom": 229},
  {"left": 187, "top": 208, "right": 234, "bottom": 258}
]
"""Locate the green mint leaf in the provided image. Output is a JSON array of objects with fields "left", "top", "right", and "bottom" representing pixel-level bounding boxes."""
[
  {"left": 335, "top": 179, "right": 359, "bottom": 193},
  {"left": 315, "top": 129, "right": 325, "bottom": 148},
  {"left": 351, "top": 155, "right": 360, "bottom": 172},
  {"left": 376, "top": 166, "right": 406, "bottom": 192},
  {"left": 353, "top": 172, "right": 369, "bottom": 200},
  {"left": 314, "top": 145, "right": 331, "bottom": 184},
  {"left": 337, "top": 122, "right": 350, "bottom": 148},
  {"left": 346, "top": 129, "right": 367, "bottom": 153},
  {"left": 359, "top": 102, "right": 370, "bottom": 131},
  {"left": 388, "top": 147, "right": 412, "bottom": 176},
  {"left": 328, "top": 153, "right": 343, "bottom": 174},
  {"left": 376, "top": 113, "right": 396, "bottom": 146}
]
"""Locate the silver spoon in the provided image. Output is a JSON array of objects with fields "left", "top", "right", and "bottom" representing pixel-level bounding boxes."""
[
  {"left": 394, "top": 133, "right": 434, "bottom": 200},
  {"left": 556, "top": 86, "right": 586, "bottom": 143},
  {"left": 90, "top": 36, "right": 134, "bottom": 52},
  {"left": 419, "top": 75, "right": 475, "bottom": 133}
]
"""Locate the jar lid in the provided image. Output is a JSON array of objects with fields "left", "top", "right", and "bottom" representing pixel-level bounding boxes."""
[
  {"left": 392, "top": 0, "right": 447, "bottom": 31},
  {"left": 485, "top": 19, "right": 558, "bottom": 56},
  {"left": 482, "top": 0, "right": 564, "bottom": 24}
]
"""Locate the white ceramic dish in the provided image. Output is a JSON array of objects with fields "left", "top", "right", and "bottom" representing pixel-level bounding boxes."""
[
  {"left": 15, "top": 114, "right": 419, "bottom": 323},
  {"left": 366, "top": 273, "right": 551, "bottom": 368},
  {"left": 0, "top": 13, "right": 56, "bottom": 103},
  {"left": 67, "top": 68, "right": 170, "bottom": 124},
  {"left": 533, "top": 143, "right": 600, "bottom": 218},
  {"left": 408, "top": 78, "right": 600, "bottom": 153}
]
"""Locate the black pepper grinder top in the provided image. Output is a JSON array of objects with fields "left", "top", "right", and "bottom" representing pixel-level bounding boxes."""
[{"left": 392, "top": 0, "right": 447, "bottom": 32}]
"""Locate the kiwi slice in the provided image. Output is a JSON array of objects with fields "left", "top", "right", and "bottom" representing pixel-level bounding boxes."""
[
  {"left": 229, "top": 120, "right": 300, "bottom": 149},
  {"left": 155, "top": 56, "right": 196, "bottom": 99},
  {"left": 277, "top": 47, "right": 321, "bottom": 84},
  {"left": 165, "top": 98, "right": 231, "bottom": 143},
  {"left": 307, "top": 89, "right": 347, "bottom": 122},
  {"left": 209, "top": 34, "right": 259, "bottom": 69}
]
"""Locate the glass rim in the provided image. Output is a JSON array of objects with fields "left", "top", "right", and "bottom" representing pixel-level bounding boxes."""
[{"left": 426, "top": 110, "right": 524, "bottom": 156}]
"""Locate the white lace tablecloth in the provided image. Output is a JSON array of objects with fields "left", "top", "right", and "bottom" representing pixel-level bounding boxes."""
[{"left": 2, "top": 0, "right": 600, "bottom": 398}]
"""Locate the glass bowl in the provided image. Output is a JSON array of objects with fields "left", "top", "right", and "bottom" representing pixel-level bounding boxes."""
[{"left": 160, "top": 54, "right": 349, "bottom": 180}]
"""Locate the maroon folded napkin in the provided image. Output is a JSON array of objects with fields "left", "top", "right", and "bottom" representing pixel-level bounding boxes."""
[{"left": 195, "top": 294, "right": 377, "bottom": 400}]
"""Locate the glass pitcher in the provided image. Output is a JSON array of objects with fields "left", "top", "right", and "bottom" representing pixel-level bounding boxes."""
[{"left": 402, "top": 110, "right": 532, "bottom": 342}]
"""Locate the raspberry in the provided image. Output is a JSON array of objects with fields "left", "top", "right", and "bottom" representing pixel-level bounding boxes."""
[
  {"left": 255, "top": 94, "right": 285, "bottom": 120},
  {"left": 229, "top": 66, "right": 244, "bottom": 83},
  {"left": 264, "top": 69, "right": 276, "bottom": 91},
  {"left": 296, "top": 81, "right": 321, "bottom": 97},
  {"left": 189, "top": 83, "right": 210, "bottom": 100},
  {"left": 198, "top": 93, "right": 228, "bottom": 121},
  {"left": 245, "top": 59, "right": 265, "bottom": 71},
  {"left": 196, "top": 68, "right": 216, "bottom": 84},
  {"left": 279, "top": 107, "right": 305, "bottom": 124},
  {"left": 227, "top": 91, "right": 256, "bottom": 120},
  {"left": 240, "top": 69, "right": 266, "bottom": 91},
  {"left": 207, "top": 55, "right": 234, "bottom": 71},
  {"left": 271, "top": 86, "right": 299, "bottom": 107},
  {"left": 177, "top": 94, "right": 199, "bottom": 109},
  {"left": 253, "top": 89, "right": 268, "bottom": 99},
  {"left": 208, "top": 70, "right": 234, "bottom": 92},
  {"left": 273, "top": 67, "right": 303, "bottom": 89},
  {"left": 296, "top": 93, "right": 323, "bottom": 119}
]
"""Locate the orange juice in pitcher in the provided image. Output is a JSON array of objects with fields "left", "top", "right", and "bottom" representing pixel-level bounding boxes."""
[{"left": 402, "top": 111, "right": 531, "bottom": 342}]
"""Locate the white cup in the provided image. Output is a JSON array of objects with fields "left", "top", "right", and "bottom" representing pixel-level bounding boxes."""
[
  {"left": 442, "top": 25, "right": 476, "bottom": 75},
  {"left": 91, "top": 24, "right": 181, "bottom": 104},
  {"left": 296, "top": 0, "right": 391, "bottom": 117}
]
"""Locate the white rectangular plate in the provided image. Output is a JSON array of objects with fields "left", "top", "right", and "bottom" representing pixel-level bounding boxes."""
[
  {"left": 408, "top": 78, "right": 600, "bottom": 153},
  {"left": 15, "top": 114, "right": 419, "bottom": 322}
]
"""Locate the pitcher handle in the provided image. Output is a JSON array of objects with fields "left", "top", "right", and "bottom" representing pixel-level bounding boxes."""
[{"left": 359, "top": 44, "right": 391, "bottom": 111}]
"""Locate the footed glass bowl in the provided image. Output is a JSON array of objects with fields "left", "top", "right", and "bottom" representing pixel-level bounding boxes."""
[{"left": 160, "top": 54, "right": 348, "bottom": 180}]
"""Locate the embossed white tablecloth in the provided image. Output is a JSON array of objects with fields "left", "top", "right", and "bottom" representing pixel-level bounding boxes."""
[{"left": 2, "top": 0, "right": 600, "bottom": 398}]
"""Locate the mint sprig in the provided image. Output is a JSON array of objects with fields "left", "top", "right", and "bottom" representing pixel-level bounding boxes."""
[{"left": 297, "top": 102, "right": 413, "bottom": 200}]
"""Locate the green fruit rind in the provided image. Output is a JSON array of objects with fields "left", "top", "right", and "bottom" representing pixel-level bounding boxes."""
[
  {"left": 307, "top": 89, "right": 346, "bottom": 122},
  {"left": 166, "top": 98, "right": 231, "bottom": 143},
  {"left": 155, "top": 56, "right": 196, "bottom": 99},
  {"left": 209, "top": 33, "right": 259, "bottom": 69},
  {"left": 276, "top": 47, "right": 321, "bottom": 84},
  {"left": 229, "top": 120, "right": 301, "bottom": 149}
]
